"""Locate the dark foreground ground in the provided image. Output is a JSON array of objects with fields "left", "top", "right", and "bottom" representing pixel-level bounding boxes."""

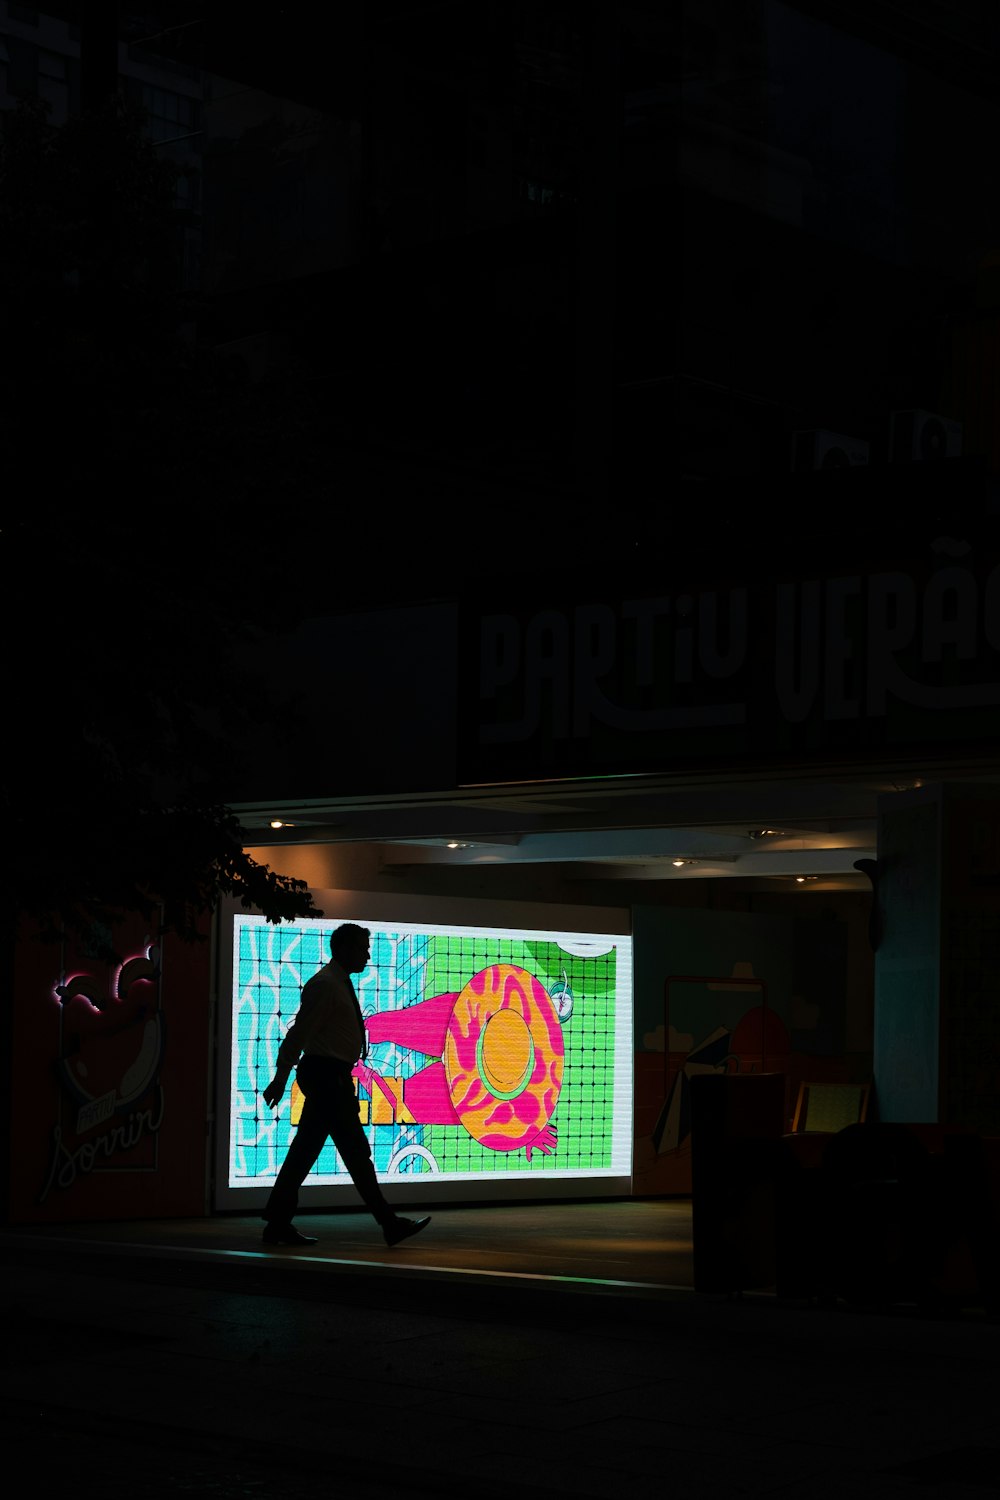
[{"left": 1, "top": 1199, "right": 997, "bottom": 1498}]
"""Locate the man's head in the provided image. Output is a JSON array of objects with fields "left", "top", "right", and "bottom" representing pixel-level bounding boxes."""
[{"left": 329, "top": 923, "right": 371, "bottom": 974}]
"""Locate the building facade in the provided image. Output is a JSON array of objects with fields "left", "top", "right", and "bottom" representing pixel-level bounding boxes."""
[{"left": 3, "top": 2, "right": 998, "bottom": 1224}]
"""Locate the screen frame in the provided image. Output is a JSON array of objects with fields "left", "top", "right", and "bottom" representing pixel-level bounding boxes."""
[{"left": 213, "top": 892, "right": 634, "bottom": 1212}]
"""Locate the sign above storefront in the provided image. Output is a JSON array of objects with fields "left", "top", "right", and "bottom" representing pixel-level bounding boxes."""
[{"left": 457, "top": 549, "right": 1000, "bottom": 785}]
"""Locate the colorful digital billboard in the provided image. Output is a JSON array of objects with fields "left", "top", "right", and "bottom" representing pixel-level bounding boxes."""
[{"left": 220, "top": 914, "right": 633, "bottom": 1205}]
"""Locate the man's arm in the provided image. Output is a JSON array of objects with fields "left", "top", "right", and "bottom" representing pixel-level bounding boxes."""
[
  {"left": 260, "top": 980, "right": 321, "bottom": 1109},
  {"left": 261, "top": 1027, "right": 300, "bottom": 1109},
  {"left": 262, "top": 1071, "right": 288, "bottom": 1109}
]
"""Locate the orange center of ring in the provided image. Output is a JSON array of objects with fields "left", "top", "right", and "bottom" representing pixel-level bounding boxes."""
[{"left": 477, "top": 1009, "right": 535, "bottom": 1099}]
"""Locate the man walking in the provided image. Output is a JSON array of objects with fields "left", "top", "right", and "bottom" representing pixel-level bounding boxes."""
[{"left": 260, "top": 922, "right": 431, "bottom": 1249}]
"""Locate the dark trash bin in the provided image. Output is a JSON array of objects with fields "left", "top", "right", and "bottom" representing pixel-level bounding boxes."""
[{"left": 820, "top": 1122, "right": 938, "bottom": 1310}]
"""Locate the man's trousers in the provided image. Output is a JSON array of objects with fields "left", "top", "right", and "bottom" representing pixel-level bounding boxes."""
[{"left": 263, "top": 1055, "right": 392, "bottom": 1227}]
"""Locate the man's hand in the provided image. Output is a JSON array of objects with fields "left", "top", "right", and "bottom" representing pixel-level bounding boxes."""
[{"left": 262, "top": 1076, "right": 285, "bottom": 1110}]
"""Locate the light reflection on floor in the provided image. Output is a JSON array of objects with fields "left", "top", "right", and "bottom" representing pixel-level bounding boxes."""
[{"left": 0, "top": 1198, "right": 696, "bottom": 1293}]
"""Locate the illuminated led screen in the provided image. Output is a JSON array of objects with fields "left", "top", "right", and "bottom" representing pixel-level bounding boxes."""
[{"left": 227, "top": 915, "right": 633, "bottom": 1194}]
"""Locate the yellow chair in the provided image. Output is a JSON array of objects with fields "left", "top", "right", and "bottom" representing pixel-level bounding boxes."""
[{"left": 791, "top": 1080, "right": 870, "bottom": 1135}]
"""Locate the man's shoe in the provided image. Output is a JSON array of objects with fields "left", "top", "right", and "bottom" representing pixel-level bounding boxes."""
[
  {"left": 384, "top": 1215, "right": 431, "bottom": 1248},
  {"left": 262, "top": 1224, "right": 317, "bottom": 1247}
]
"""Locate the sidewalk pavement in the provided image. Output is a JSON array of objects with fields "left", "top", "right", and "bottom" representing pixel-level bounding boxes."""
[{"left": 1, "top": 1199, "right": 998, "bottom": 1499}]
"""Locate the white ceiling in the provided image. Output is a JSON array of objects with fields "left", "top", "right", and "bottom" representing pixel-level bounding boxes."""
[{"left": 232, "top": 754, "right": 998, "bottom": 895}]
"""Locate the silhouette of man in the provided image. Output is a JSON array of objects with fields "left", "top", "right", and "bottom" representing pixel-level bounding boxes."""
[{"left": 260, "top": 922, "right": 431, "bottom": 1249}]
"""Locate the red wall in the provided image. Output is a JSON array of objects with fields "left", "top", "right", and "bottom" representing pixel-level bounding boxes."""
[{"left": 8, "top": 912, "right": 212, "bottom": 1223}]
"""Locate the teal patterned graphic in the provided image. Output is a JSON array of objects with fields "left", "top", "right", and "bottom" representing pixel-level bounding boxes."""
[{"left": 229, "top": 917, "right": 632, "bottom": 1188}]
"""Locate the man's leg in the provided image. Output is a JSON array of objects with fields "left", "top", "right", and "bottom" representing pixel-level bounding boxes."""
[
  {"left": 323, "top": 1067, "right": 394, "bottom": 1224},
  {"left": 263, "top": 1092, "right": 328, "bottom": 1229},
  {"left": 324, "top": 1067, "right": 431, "bottom": 1246}
]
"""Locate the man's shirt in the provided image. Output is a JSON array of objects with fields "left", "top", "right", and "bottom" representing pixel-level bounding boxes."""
[{"left": 272, "top": 960, "right": 365, "bottom": 1087}]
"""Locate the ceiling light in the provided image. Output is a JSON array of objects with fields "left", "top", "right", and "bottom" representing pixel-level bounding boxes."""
[
  {"left": 748, "top": 828, "right": 786, "bottom": 839},
  {"left": 672, "top": 858, "right": 697, "bottom": 867},
  {"left": 447, "top": 841, "right": 470, "bottom": 850}
]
